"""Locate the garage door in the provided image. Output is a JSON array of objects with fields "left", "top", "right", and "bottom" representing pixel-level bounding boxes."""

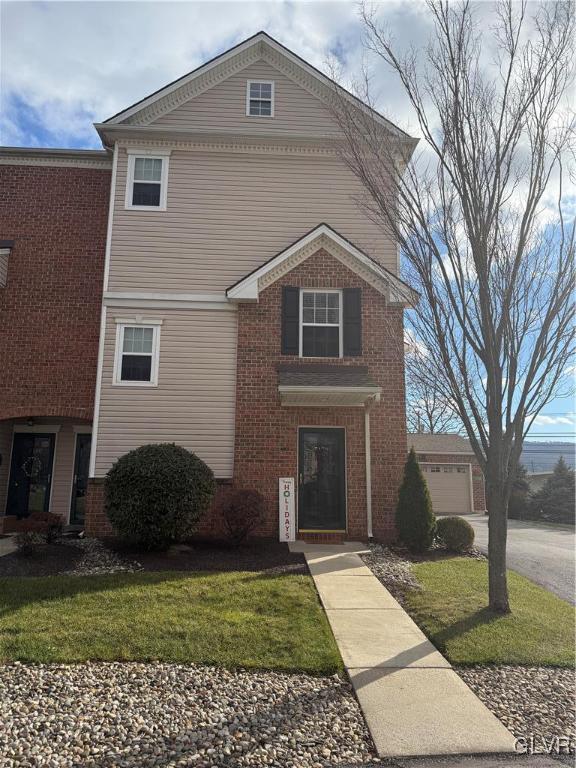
[{"left": 421, "top": 464, "right": 472, "bottom": 515}]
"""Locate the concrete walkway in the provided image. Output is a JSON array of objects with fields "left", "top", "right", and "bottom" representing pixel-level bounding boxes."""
[
  {"left": 291, "top": 542, "right": 516, "bottom": 759},
  {"left": 0, "top": 535, "right": 17, "bottom": 557}
]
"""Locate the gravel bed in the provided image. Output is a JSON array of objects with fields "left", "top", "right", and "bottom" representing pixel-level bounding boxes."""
[
  {"left": 360, "top": 543, "right": 420, "bottom": 603},
  {"left": 0, "top": 662, "right": 375, "bottom": 768},
  {"left": 62, "top": 537, "right": 142, "bottom": 576},
  {"left": 457, "top": 665, "right": 575, "bottom": 755}
]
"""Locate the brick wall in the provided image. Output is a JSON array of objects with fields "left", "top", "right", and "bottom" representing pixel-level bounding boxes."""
[
  {"left": 233, "top": 248, "right": 407, "bottom": 542},
  {"left": 0, "top": 164, "right": 110, "bottom": 422},
  {"left": 416, "top": 452, "right": 486, "bottom": 512}
]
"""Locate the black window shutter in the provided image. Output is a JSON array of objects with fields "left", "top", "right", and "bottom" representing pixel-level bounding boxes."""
[
  {"left": 281, "top": 287, "right": 300, "bottom": 355},
  {"left": 343, "top": 288, "right": 362, "bottom": 356}
]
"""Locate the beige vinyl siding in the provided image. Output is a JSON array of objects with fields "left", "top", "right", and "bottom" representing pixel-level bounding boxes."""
[
  {"left": 153, "top": 60, "right": 339, "bottom": 136},
  {"left": 50, "top": 424, "right": 87, "bottom": 520},
  {"left": 109, "top": 148, "right": 396, "bottom": 292},
  {"left": 93, "top": 308, "right": 237, "bottom": 477},
  {"left": 0, "top": 422, "right": 11, "bottom": 513}
]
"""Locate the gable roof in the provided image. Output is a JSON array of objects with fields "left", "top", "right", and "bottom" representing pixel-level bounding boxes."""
[
  {"left": 409, "top": 433, "right": 474, "bottom": 455},
  {"left": 102, "top": 31, "right": 412, "bottom": 140},
  {"left": 226, "top": 223, "right": 418, "bottom": 306}
]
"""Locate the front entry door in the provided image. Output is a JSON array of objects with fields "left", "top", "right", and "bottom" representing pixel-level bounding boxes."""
[
  {"left": 6, "top": 433, "right": 56, "bottom": 518},
  {"left": 298, "top": 428, "right": 346, "bottom": 531},
  {"left": 70, "top": 434, "right": 91, "bottom": 525}
]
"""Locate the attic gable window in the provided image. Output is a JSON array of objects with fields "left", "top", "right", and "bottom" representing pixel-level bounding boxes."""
[
  {"left": 125, "top": 149, "right": 170, "bottom": 211},
  {"left": 246, "top": 80, "right": 274, "bottom": 117}
]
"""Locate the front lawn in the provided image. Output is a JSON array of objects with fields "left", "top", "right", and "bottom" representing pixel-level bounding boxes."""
[
  {"left": 405, "top": 558, "right": 575, "bottom": 667},
  {"left": 0, "top": 571, "right": 342, "bottom": 674}
]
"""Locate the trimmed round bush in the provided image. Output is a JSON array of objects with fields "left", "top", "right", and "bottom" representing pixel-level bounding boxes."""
[
  {"left": 396, "top": 448, "right": 436, "bottom": 552},
  {"left": 436, "top": 516, "right": 475, "bottom": 552},
  {"left": 105, "top": 443, "right": 215, "bottom": 550},
  {"left": 215, "top": 488, "right": 266, "bottom": 545}
]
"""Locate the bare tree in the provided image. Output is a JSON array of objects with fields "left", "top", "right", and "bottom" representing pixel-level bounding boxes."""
[
  {"left": 331, "top": 0, "right": 575, "bottom": 612},
  {"left": 405, "top": 344, "right": 462, "bottom": 434}
]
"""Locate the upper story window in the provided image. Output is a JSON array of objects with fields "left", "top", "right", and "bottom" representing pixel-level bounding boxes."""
[
  {"left": 300, "top": 289, "right": 342, "bottom": 358},
  {"left": 246, "top": 80, "right": 274, "bottom": 117},
  {"left": 113, "top": 320, "right": 162, "bottom": 386},
  {"left": 125, "top": 150, "right": 170, "bottom": 211},
  {"left": 281, "top": 286, "right": 361, "bottom": 358}
]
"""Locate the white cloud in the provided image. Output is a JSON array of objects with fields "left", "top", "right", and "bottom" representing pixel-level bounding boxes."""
[
  {"left": 533, "top": 414, "right": 575, "bottom": 426},
  {"left": 0, "top": 0, "right": 435, "bottom": 148}
]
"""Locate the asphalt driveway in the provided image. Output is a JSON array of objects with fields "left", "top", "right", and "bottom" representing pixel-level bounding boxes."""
[{"left": 465, "top": 516, "right": 575, "bottom": 604}]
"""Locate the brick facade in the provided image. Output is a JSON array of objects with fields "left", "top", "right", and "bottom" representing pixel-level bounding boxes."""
[
  {"left": 233, "top": 248, "right": 407, "bottom": 542},
  {"left": 0, "top": 164, "right": 110, "bottom": 422},
  {"left": 416, "top": 451, "right": 486, "bottom": 512}
]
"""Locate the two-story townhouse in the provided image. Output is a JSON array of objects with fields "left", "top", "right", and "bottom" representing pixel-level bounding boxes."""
[{"left": 1, "top": 32, "right": 417, "bottom": 543}]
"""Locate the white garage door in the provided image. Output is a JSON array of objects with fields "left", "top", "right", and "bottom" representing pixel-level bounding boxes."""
[{"left": 421, "top": 464, "right": 472, "bottom": 515}]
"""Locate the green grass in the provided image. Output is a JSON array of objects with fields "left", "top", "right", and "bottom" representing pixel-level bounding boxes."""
[
  {"left": 0, "top": 571, "right": 342, "bottom": 674},
  {"left": 405, "top": 558, "right": 575, "bottom": 667}
]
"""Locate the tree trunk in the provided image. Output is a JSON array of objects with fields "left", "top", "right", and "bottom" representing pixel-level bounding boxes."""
[{"left": 486, "top": 476, "right": 511, "bottom": 614}]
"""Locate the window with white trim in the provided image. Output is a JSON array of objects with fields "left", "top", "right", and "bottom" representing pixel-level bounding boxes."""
[
  {"left": 300, "top": 289, "right": 342, "bottom": 358},
  {"left": 114, "top": 323, "right": 161, "bottom": 386},
  {"left": 125, "top": 153, "right": 169, "bottom": 210},
  {"left": 246, "top": 80, "right": 274, "bottom": 116}
]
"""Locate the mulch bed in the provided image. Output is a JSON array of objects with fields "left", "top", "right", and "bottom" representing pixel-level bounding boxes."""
[
  {"left": 0, "top": 537, "right": 307, "bottom": 578},
  {"left": 111, "top": 539, "right": 307, "bottom": 576},
  {"left": 0, "top": 540, "right": 84, "bottom": 577}
]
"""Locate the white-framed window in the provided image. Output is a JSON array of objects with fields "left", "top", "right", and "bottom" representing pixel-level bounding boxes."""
[
  {"left": 300, "top": 289, "right": 342, "bottom": 358},
  {"left": 246, "top": 80, "right": 274, "bottom": 117},
  {"left": 125, "top": 149, "right": 170, "bottom": 211},
  {"left": 113, "top": 320, "right": 162, "bottom": 386}
]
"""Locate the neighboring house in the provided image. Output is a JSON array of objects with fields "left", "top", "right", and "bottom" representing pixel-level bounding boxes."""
[
  {"left": 409, "top": 434, "right": 486, "bottom": 516},
  {"left": 0, "top": 32, "right": 418, "bottom": 543}
]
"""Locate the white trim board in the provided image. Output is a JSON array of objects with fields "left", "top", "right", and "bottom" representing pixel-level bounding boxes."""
[{"left": 226, "top": 224, "right": 417, "bottom": 306}]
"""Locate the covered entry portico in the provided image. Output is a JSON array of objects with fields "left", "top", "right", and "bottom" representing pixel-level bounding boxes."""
[
  {"left": 278, "top": 364, "right": 381, "bottom": 539},
  {"left": 0, "top": 416, "right": 92, "bottom": 532}
]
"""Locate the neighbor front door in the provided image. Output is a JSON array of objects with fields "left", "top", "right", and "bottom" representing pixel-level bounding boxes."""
[
  {"left": 298, "top": 428, "right": 346, "bottom": 531},
  {"left": 70, "top": 433, "right": 91, "bottom": 525},
  {"left": 6, "top": 433, "right": 56, "bottom": 518}
]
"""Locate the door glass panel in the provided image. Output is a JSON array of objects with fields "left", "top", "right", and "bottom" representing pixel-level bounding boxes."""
[
  {"left": 71, "top": 434, "right": 91, "bottom": 525},
  {"left": 299, "top": 429, "right": 345, "bottom": 530}
]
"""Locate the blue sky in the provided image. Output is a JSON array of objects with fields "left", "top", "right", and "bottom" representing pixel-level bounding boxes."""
[{"left": 1, "top": 1, "right": 574, "bottom": 441}]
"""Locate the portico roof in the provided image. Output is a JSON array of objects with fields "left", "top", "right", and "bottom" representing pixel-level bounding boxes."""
[{"left": 278, "top": 364, "right": 381, "bottom": 407}]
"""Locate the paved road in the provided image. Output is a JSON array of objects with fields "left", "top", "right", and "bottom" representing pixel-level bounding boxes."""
[{"left": 465, "top": 516, "right": 575, "bottom": 604}]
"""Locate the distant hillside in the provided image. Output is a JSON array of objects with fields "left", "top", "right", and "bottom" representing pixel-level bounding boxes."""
[{"left": 521, "top": 442, "right": 576, "bottom": 473}]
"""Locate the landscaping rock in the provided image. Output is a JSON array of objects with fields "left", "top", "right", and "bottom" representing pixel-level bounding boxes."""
[
  {"left": 0, "top": 662, "right": 375, "bottom": 767},
  {"left": 360, "top": 543, "right": 420, "bottom": 603},
  {"left": 457, "top": 665, "right": 575, "bottom": 756},
  {"left": 62, "top": 537, "right": 142, "bottom": 576}
]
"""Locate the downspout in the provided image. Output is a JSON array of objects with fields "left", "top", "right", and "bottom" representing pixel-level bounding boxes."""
[{"left": 365, "top": 397, "right": 374, "bottom": 540}]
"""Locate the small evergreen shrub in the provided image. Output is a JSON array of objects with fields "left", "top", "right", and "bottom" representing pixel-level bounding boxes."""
[
  {"left": 105, "top": 443, "right": 215, "bottom": 550},
  {"left": 216, "top": 488, "right": 266, "bottom": 544},
  {"left": 436, "top": 516, "right": 475, "bottom": 552},
  {"left": 396, "top": 448, "right": 436, "bottom": 552}
]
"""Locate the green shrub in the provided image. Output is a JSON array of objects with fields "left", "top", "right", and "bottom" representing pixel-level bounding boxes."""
[
  {"left": 216, "top": 488, "right": 266, "bottom": 544},
  {"left": 396, "top": 448, "right": 436, "bottom": 552},
  {"left": 105, "top": 443, "right": 215, "bottom": 550},
  {"left": 436, "top": 516, "right": 475, "bottom": 552}
]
